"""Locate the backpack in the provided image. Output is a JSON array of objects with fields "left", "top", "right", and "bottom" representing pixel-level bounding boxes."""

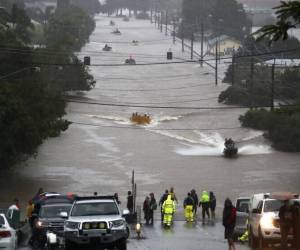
[
  {"left": 151, "top": 200, "right": 157, "bottom": 210},
  {"left": 228, "top": 206, "right": 237, "bottom": 225}
]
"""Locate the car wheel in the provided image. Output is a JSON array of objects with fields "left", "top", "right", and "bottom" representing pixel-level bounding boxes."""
[
  {"left": 116, "top": 238, "right": 127, "bottom": 250},
  {"left": 126, "top": 226, "right": 130, "bottom": 239},
  {"left": 65, "top": 240, "right": 77, "bottom": 250},
  {"left": 31, "top": 239, "right": 41, "bottom": 249},
  {"left": 258, "top": 229, "right": 267, "bottom": 249},
  {"left": 47, "top": 242, "right": 56, "bottom": 250}
]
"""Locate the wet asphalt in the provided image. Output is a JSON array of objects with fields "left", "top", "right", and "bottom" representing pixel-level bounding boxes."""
[{"left": 18, "top": 219, "right": 288, "bottom": 250}]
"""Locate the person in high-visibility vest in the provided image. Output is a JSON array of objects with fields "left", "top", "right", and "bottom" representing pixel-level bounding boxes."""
[
  {"left": 184, "top": 193, "right": 195, "bottom": 222},
  {"left": 162, "top": 195, "right": 176, "bottom": 227},
  {"left": 199, "top": 191, "right": 210, "bottom": 223}
]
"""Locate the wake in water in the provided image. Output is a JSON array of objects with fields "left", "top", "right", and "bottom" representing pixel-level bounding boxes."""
[
  {"left": 88, "top": 114, "right": 182, "bottom": 126},
  {"left": 172, "top": 131, "right": 273, "bottom": 156}
]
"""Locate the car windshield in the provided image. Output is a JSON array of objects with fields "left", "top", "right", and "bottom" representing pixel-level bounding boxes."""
[
  {"left": 39, "top": 204, "right": 72, "bottom": 218},
  {"left": 236, "top": 199, "right": 250, "bottom": 212},
  {"left": 71, "top": 202, "right": 119, "bottom": 216},
  {"left": 264, "top": 200, "right": 284, "bottom": 212}
]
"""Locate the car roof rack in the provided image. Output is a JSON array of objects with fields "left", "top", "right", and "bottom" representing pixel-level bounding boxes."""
[{"left": 75, "top": 196, "right": 115, "bottom": 201}]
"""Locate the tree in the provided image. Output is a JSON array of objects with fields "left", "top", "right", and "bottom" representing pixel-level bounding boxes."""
[
  {"left": 181, "top": 0, "right": 251, "bottom": 40},
  {"left": 255, "top": 1, "right": 300, "bottom": 41},
  {"left": 11, "top": 3, "right": 34, "bottom": 43}
]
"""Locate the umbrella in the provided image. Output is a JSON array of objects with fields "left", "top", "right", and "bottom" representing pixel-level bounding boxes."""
[{"left": 270, "top": 192, "right": 299, "bottom": 201}]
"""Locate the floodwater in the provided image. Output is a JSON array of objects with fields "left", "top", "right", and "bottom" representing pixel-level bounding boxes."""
[{"left": 0, "top": 16, "right": 299, "bottom": 217}]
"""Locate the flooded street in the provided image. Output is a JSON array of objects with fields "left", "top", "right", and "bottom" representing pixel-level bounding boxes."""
[{"left": 0, "top": 15, "right": 299, "bottom": 218}]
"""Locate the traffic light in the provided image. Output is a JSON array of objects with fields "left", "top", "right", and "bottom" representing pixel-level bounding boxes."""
[{"left": 84, "top": 56, "right": 90, "bottom": 66}]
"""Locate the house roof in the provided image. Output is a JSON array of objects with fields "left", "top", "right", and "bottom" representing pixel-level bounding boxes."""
[{"left": 263, "top": 59, "right": 300, "bottom": 67}]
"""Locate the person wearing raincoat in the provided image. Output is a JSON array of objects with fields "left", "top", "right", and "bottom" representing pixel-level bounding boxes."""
[
  {"left": 162, "top": 195, "right": 176, "bottom": 227},
  {"left": 199, "top": 191, "right": 210, "bottom": 223},
  {"left": 184, "top": 193, "right": 195, "bottom": 222}
]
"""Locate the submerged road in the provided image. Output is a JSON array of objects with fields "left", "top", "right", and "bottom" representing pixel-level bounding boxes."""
[{"left": 1, "top": 14, "right": 300, "bottom": 250}]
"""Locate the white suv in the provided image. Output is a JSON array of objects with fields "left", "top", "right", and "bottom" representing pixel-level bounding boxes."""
[
  {"left": 248, "top": 194, "right": 299, "bottom": 249},
  {"left": 63, "top": 196, "right": 129, "bottom": 250}
]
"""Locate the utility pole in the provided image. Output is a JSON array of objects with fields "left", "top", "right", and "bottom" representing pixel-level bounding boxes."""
[
  {"left": 215, "top": 40, "right": 218, "bottom": 85},
  {"left": 200, "top": 22, "right": 204, "bottom": 67},
  {"left": 191, "top": 32, "right": 194, "bottom": 60},
  {"left": 165, "top": 10, "right": 168, "bottom": 35},
  {"left": 150, "top": 8, "right": 153, "bottom": 23},
  {"left": 181, "top": 23, "right": 184, "bottom": 52},
  {"left": 250, "top": 44, "right": 254, "bottom": 109},
  {"left": 232, "top": 50, "right": 235, "bottom": 85},
  {"left": 160, "top": 12, "right": 163, "bottom": 32},
  {"left": 173, "top": 20, "right": 176, "bottom": 44},
  {"left": 271, "top": 60, "right": 275, "bottom": 110}
]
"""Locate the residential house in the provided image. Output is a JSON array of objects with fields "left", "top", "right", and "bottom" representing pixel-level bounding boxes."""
[{"left": 207, "top": 35, "right": 242, "bottom": 56}]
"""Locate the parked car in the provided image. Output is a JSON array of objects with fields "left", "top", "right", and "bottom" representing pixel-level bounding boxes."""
[
  {"left": 234, "top": 197, "right": 250, "bottom": 236},
  {"left": 248, "top": 192, "right": 299, "bottom": 249},
  {"left": 63, "top": 196, "right": 129, "bottom": 250},
  {"left": 31, "top": 195, "right": 74, "bottom": 249},
  {"left": 0, "top": 213, "right": 18, "bottom": 250}
]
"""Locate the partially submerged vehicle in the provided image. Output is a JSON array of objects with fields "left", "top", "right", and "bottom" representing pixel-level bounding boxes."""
[
  {"left": 102, "top": 44, "right": 112, "bottom": 51},
  {"left": 132, "top": 40, "right": 139, "bottom": 46},
  {"left": 125, "top": 57, "right": 136, "bottom": 65},
  {"left": 112, "top": 28, "right": 121, "bottom": 35},
  {"left": 223, "top": 138, "right": 238, "bottom": 157},
  {"left": 130, "top": 113, "right": 151, "bottom": 124}
]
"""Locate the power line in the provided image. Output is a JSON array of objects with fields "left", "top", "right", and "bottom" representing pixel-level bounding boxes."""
[
  {"left": 1, "top": 46, "right": 300, "bottom": 67},
  {"left": 89, "top": 82, "right": 214, "bottom": 92},
  {"left": 66, "top": 98, "right": 297, "bottom": 110}
]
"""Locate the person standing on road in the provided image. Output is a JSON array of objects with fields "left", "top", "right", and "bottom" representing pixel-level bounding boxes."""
[
  {"left": 191, "top": 189, "right": 199, "bottom": 215},
  {"left": 291, "top": 201, "right": 300, "bottom": 249},
  {"left": 169, "top": 187, "right": 178, "bottom": 203},
  {"left": 159, "top": 189, "right": 169, "bottom": 222},
  {"left": 149, "top": 193, "right": 157, "bottom": 225},
  {"left": 209, "top": 192, "right": 217, "bottom": 220},
  {"left": 199, "top": 190, "right": 210, "bottom": 223},
  {"left": 279, "top": 200, "right": 293, "bottom": 250},
  {"left": 7, "top": 198, "right": 21, "bottom": 229},
  {"left": 184, "top": 193, "right": 195, "bottom": 222},
  {"left": 162, "top": 195, "right": 176, "bottom": 228},
  {"left": 26, "top": 200, "right": 34, "bottom": 222},
  {"left": 114, "top": 193, "right": 121, "bottom": 205},
  {"left": 32, "top": 187, "right": 43, "bottom": 205},
  {"left": 222, "top": 198, "right": 237, "bottom": 250},
  {"left": 127, "top": 191, "right": 134, "bottom": 214},
  {"left": 143, "top": 196, "right": 151, "bottom": 225}
]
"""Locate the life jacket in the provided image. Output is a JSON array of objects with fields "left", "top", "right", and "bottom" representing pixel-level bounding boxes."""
[{"left": 200, "top": 191, "right": 210, "bottom": 203}]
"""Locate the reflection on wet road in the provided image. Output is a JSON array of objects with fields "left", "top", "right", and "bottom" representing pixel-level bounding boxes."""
[{"left": 18, "top": 220, "right": 289, "bottom": 250}]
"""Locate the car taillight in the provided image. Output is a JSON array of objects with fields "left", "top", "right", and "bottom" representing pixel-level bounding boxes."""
[{"left": 0, "top": 231, "right": 11, "bottom": 238}]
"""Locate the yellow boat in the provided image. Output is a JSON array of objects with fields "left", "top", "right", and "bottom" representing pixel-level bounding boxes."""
[{"left": 130, "top": 113, "right": 151, "bottom": 124}]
